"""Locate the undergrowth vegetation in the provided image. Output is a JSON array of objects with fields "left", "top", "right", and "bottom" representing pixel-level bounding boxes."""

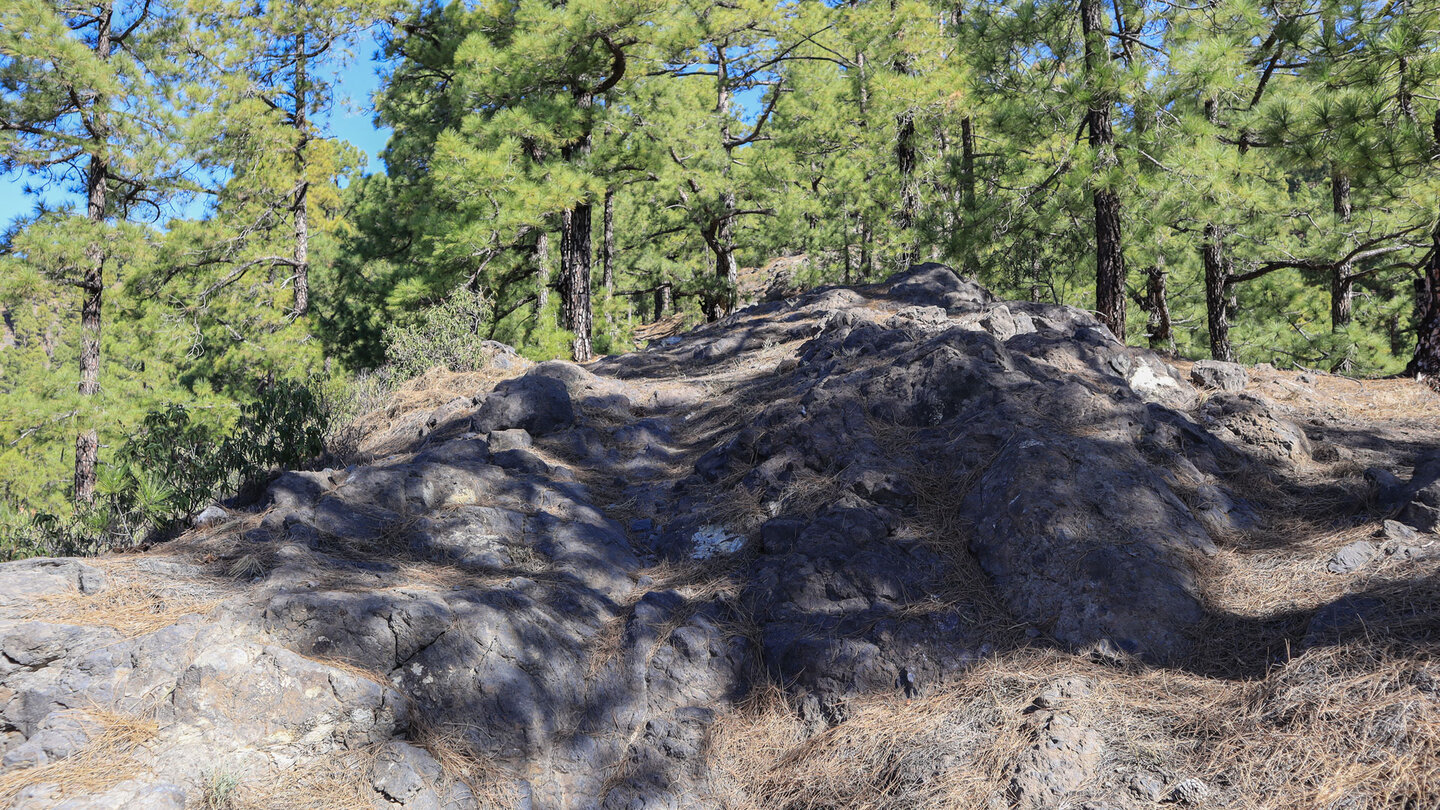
[
  {"left": 0, "top": 381, "right": 327, "bottom": 560},
  {"left": 0, "top": 287, "right": 530, "bottom": 561}
]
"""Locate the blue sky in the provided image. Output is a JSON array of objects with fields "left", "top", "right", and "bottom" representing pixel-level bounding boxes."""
[{"left": 0, "top": 35, "right": 393, "bottom": 232}]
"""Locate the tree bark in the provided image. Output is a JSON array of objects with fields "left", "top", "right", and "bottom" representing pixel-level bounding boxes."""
[
  {"left": 1143, "top": 258, "right": 1173, "bottom": 352},
  {"left": 1203, "top": 223, "right": 1234, "bottom": 362},
  {"left": 709, "top": 47, "right": 740, "bottom": 318},
  {"left": 1406, "top": 118, "right": 1440, "bottom": 387},
  {"left": 716, "top": 200, "right": 739, "bottom": 315},
  {"left": 960, "top": 115, "right": 977, "bottom": 276},
  {"left": 843, "top": 212, "right": 854, "bottom": 285},
  {"left": 1330, "top": 169, "right": 1353, "bottom": 330},
  {"left": 292, "top": 30, "right": 310, "bottom": 317},
  {"left": 559, "top": 199, "right": 593, "bottom": 362},
  {"left": 895, "top": 109, "right": 918, "bottom": 268},
  {"left": 653, "top": 281, "right": 672, "bottom": 320},
  {"left": 559, "top": 91, "right": 595, "bottom": 362},
  {"left": 1413, "top": 220, "right": 1440, "bottom": 390},
  {"left": 534, "top": 229, "right": 550, "bottom": 319},
  {"left": 1080, "top": 0, "right": 1127, "bottom": 341},
  {"left": 74, "top": 1, "right": 113, "bottom": 507},
  {"left": 602, "top": 187, "right": 615, "bottom": 298},
  {"left": 861, "top": 219, "right": 873, "bottom": 280}
]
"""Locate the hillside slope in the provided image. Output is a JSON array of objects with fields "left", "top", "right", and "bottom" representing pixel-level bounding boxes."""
[{"left": 2, "top": 264, "right": 1438, "bottom": 810}]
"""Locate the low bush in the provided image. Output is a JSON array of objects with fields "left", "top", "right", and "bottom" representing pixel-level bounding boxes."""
[
  {"left": 382, "top": 286, "right": 493, "bottom": 379},
  {"left": 0, "top": 380, "right": 329, "bottom": 559}
]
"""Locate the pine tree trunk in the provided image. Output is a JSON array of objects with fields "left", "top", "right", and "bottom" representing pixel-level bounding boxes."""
[
  {"left": 895, "top": 110, "right": 918, "bottom": 268},
  {"left": 534, "top": 230, "right": 550, "bottom": 318},
  {"left": 1412, "top": 220, "right": 1440, "bottom": 390},
  {"left": 1330, "top": 169, "right": 1352, "bottom": 330},
  {"left": 654, "top": 282, "right": 672, "bottom": 320},
  {"left": 559, "top": 202, "right": 593, "bottom": 362},
  {"left": 559, "top": 92, "right": 595, "bottom": 362},
  {"left": 602, "top": 187, "right": 615, "bottom": 298},
  {"left": 842, "top": 211, "right": 854, "bottom": 284},
  {"left": 292, "top": 31, "right": 310, "bottom": 317},
  {"left": 1080, "top": 0, "right": 1127, "bottom": 341},
  {"left": 712, "top": 49, "right": 739, "bottom": 318},
  {"left": 861, "top": 219, "right": 873, "bottom": 280},
  {"left": 717, "top": 199, "right": 739, "bottom": 314},
  {"left": 1143, "top": 259, "right": 1173, "bottom": 352},
  {"left": 960, "top": 116, "right": 977, "bottom": 276},
  {"left": 1203, "top": 223, "right": 1234, "bottom": 362},
  {"left": 74, "top": 1, "right": 112, "bottom": 507}
]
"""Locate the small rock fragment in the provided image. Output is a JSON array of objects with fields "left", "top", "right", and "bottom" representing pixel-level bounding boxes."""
[
  {"left": 1190, "top": 360, "right": 1248, "bottom": 392},
  {"left": 1327, "top": 540, "right": 1379, "bottom": 574}
]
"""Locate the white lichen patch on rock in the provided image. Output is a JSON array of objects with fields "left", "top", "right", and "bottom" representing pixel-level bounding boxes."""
[{"left": 689, "top": 525, "right": 745, "bottom": 560}]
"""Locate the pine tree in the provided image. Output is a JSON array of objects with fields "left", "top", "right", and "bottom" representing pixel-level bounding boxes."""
[{"left": 1, "top": 0, "right": 193, "bottom": 504}]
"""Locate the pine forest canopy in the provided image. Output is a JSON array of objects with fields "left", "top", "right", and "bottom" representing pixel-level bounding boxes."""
[{"left": 1, "top": 0, "right": 1439, "bottom": 525}]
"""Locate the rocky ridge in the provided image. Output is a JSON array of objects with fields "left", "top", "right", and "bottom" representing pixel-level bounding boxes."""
[{"left": 2, "top": 264, "right": 1438, "bottom": 809}]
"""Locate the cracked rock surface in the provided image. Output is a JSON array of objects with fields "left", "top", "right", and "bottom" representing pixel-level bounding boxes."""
[{"left": 2, "top": 264, "right": 1436, "bottom": 809}]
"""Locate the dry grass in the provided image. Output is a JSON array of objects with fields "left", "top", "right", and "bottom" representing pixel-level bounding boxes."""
[
  {"left": 705, "top": 640, "right": 1440, "bottom": 810},
  {"left": 229, "top": 747, "right": 379, "bottom": 810},
  {"left": 1183, "top": 646, "right": 1440, "bottom": 810},
  {"left": 341, "top": 364, "right": 527, "bottom": 461},
  {"left": 21, "top": 573, "right": 223, "bottom": 636},
  {"left": 0, "top": 708, "right": 159, "bottom": 805},
  {"left": 1169, "top": 357, "right": 1440, "bottom": 423},
  {"left": 705, "top": 654, "right": 1054, "bottom": 809},
  {"left": 409, "top": 714, "right": 522, "bottom": 809}
]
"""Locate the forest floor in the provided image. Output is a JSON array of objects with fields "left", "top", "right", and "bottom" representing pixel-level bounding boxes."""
[
  {"left": 339, "top": 281, "right": 1440, "bottom": 809},
  {"left": 3, "top": 265, "right": 1439, "bottom": 810}
]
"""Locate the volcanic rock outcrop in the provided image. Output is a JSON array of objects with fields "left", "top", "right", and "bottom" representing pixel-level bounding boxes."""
[{"left": 2, "top": 264, "right": 1425, "bottom": 809}]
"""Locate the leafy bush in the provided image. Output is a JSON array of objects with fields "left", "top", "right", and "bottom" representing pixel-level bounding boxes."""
[
  {"left": 219, "top": 380, "right": 328, "bottom": 501},
  {"left": 382, "top": 286, "right": 493, "bottom": 379},
  {"left": 2, "top": 380, "right": 330, "bottom": 559}
]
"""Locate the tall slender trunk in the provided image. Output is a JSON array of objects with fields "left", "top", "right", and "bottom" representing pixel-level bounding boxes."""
[
  {"left": 654, "top": 281, "right": 672, "bottom": 320},
  {"left": 534, "top": 229, "right": 550, "bottom": 319},
  {"left": 861, "top": 219, "right": 873, "bottom": 280},
  {"left": 716, "top": 194, "right": 739, "bottom": 316},
  {"left": 891, "top": 0, "right": 918, "bottom": 268},
  {"left": 843, "top": 211, "right": 854, "bottom": 285},
  {"left": 74, "top": 1, "right": 113, "bottom": 507},
  {"left": 1203, "top": 223, "right": 1234, "bottom": 362},
  {"left": 1080, "top": 0, "right": 1127, "bottom": 341},
  {"left": 1412, "top": 217, "right": 1440, "bottom": 389},
  {"left": 1143, "top": 258, "right": 1173, "bottom": 352},
  {"left": 559, "top": 202, "right": 593, "bottom": 362},
  {"left": 960, "top": 116, "right": 977, "bottom": 276},
  {"left": 1407, "top": 118, "right": 1440, "bottom": 387},
  {"left": 1330, "top": 169, "right": 1353, "bottom": 330},
  {"left": 602, "top": 187, "right": 615, "bottom": 298},
  {"left": 709, "top": 46, "right": 739, "bottom": 318},
  {"left": 292, "top": 31, "right": 310, "bottom": 317},
  {"left": 895, "top": 110, "right": 918, "bottom": 267},
  {"left": 559, "top": 92, "right": 595, "bottom": 362},
  {"left": 525, "top": 142, "right": 550, "bottom": 322}
]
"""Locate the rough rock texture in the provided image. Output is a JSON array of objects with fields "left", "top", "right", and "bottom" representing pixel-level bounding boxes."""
[
  {"left": 1190, "top": 360, "right": 1249, "bottom": 392},
  {"left": 1200, "top": 393, "right": 1312, "bottom": 464},
  {"left": 7, "top": 264, "right": 1420, "bottom": 809},
  {"left": 1371, "top": 449, "right": 1440, "bottom": 532}
]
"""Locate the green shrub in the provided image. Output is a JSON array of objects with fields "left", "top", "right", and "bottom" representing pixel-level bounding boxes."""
[
  {"left": 218, "top": 380, "right": 328, "bottom": 501},
  {"left": 3, "top": 380, "right": 330, "bottom": 558},
  {"left": 382, "top": 286, "right": 493, "bottom": 379}
]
